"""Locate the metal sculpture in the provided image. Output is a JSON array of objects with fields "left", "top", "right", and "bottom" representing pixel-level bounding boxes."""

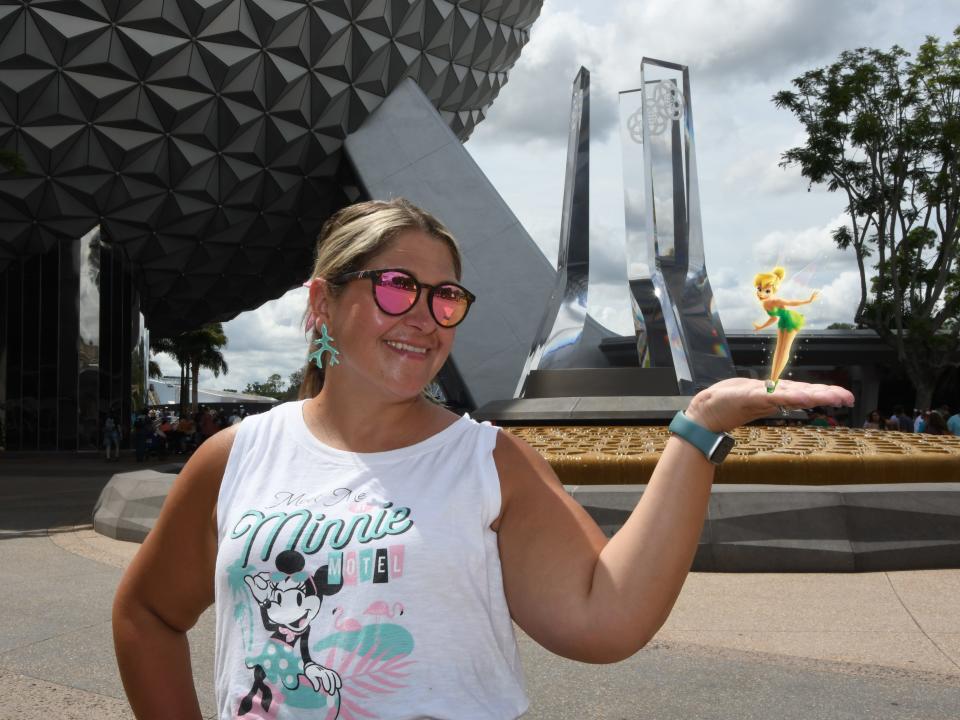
[{"left": 515, "top": 65, "right": 590, "bottom": 397}]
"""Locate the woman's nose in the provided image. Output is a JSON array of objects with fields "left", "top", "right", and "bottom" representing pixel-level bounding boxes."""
[{"left": 404, "top": 291, "right": 436, "bottom": 328}]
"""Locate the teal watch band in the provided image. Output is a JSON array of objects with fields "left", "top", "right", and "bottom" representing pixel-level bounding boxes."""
[{"left": 668, "top": 410, "right": 735, "bottom": 465}]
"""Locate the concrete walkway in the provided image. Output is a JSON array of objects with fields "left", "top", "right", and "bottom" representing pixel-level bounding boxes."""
[{"left": 2, "top": 453, "right": 959, "bottom": 719}]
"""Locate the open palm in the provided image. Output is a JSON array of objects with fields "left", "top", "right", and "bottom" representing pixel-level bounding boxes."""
[{"left": 686, "top": 378, "right": 854, "bottom": 433}]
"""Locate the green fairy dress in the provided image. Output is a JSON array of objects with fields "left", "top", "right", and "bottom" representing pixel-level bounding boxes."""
[{"left": 766, "top": 306, "right": 805, "bottom": 332}]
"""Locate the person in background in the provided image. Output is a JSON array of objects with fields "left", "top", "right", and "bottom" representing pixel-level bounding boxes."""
[
  {"left": 158, "top": 416, "right": 174, "bottom": 456},
  {"left": 104, "top": 415, "right": 120, "bottom": 461},
  {"left": 924, "top": 411, "right": 950, "bottom": 436},
  {"left": 809, "top": 408, "right": 831, "bottom": 428},
  {"left": 198, "top": 407, "right": 218, "bottom": 444},
  {"left": 913, "top": 409, "right": 925, "bottom": 433},
  {"left": 176, "top": 414, "right": 195, "bottom": 454},
  {"left": 863, "top": 410, "right": 883, "bottom": 430},
  {"left": 133, "top": 416, "right": 150, "bottom": 462},
  {"left": 937, "top": 406, "right": 952, "bottom": 431},
  {"left": 948, "top": 408, "right": 960, "bottom": 437},
  {"left": 890, "top": 405, "right": 913, "bottom": 432}
]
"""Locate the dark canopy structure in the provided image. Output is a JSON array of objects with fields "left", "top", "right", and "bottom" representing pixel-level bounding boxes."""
[
  {"left": 0, "top": 0, "right": 541, "bottom": 334},
  {"left": 0, "top": 0, "right": 543, "bottom": 450}
]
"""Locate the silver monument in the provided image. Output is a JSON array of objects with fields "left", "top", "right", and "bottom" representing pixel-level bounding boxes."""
[
  {"left": 621, "top": 58, "right": 734, "bottom": 393},
  {"left": 515, "top": 67, "right": 591, "bottom": 397}
]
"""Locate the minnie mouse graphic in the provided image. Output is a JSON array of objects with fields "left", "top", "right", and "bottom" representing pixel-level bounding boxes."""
[{"left": 240, "top": 549, "right": 344, "bottom": 717}]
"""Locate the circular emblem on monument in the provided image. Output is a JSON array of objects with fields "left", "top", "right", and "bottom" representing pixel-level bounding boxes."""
[
  {"left": 645, "top": 81, "right": 684, "bottom": 136},
  {"left": 627, "top": 108, "right": 644, "bottom": 144}
]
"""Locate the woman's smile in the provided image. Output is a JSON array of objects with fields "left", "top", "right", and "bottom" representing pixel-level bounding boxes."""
[{"left": 384, "top": 339, "right": 430, "bottom": 360}]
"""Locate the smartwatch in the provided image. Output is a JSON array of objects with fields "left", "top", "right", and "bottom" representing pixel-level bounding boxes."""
[{"left": 668, "top": 410, "right": 735, "bottom": 465}]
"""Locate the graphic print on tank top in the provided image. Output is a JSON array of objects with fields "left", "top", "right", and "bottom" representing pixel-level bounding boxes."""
[{"left": 225, "top": 486, "right": 417, "bottom": 720}]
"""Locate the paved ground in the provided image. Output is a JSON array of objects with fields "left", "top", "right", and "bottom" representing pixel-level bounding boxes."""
[{"left": 2, "top": 453, "right": 959, "bottom": 719}]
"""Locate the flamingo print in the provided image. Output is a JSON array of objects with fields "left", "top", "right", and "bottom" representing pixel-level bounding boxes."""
[
  {"left": 331, "top": 606, "right": 362, "bottom": 632},
  {"left": 363, "top": 601, "right": 404, "bottom": 623}
]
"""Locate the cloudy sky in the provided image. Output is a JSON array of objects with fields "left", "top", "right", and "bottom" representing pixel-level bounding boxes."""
[{"left": 160, "top": 0, "right": 957, "bottom": 393}]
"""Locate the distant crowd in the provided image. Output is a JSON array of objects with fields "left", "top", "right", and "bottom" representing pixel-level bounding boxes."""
[
  {"left": 98, "top": 401, "right": 959, "bottom": 461},
  {"left": 102, "top": 406, "right": 255, "bottom": 462},
  {"left": 807, "top": 403, "right": 960, "bottom": 436}
]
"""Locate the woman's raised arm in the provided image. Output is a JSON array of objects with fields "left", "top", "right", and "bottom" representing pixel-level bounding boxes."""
[
  {"left": 112, "top": 425, "right": 238, "bottom": 719},
  {"left": 494, "top": 378, "right": 853, "bottom": 664}
]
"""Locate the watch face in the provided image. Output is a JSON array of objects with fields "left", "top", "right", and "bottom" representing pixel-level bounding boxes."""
[{"left": 710, "top": 435, "right": 736, "bottom": 464}]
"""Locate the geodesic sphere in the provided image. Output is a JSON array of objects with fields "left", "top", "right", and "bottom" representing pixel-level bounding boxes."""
[{"left": 0, "top": 0, "right": 542, "bottom": 333}]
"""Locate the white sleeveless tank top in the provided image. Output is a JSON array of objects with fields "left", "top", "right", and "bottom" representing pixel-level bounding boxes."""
[{"left": 213, "top": 400, "right": 528, "bottom": 720}]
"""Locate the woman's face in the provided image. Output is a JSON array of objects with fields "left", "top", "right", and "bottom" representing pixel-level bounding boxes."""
[{"left": 319, "top": 230, "right": 460, "bottom": 403}]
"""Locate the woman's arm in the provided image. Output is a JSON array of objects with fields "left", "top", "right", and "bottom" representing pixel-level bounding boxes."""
[
  {"left": 753, "top": 316, "right": 777, "bottom": 330},
  {"left": 495, "top": 378, "right": 854, "bottom": 664},
  {"left": 113, "top": 425, "right": 238, "bottom": 719}
]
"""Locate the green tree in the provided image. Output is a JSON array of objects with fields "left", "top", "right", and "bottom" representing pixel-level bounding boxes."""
[
  {"left": 244, "top": 373, "right": 286, "bottom": 401},
  {"left": 150, "top": 336, "right": 189, "bottom": 413},
  {"left": 182, "top": 324, "right": 228, "bottom": 412},
  {"left": 285, "top": 367, "right": 304, "bottom": 401},
  {"left": 774, "top": 28, "right": 960, "bottom": 410},
  {"left": 151, "top": 323, "right": 229, "bottom": 413}
]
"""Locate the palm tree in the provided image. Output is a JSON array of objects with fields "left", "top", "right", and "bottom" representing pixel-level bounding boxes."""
[
  {"left": 150, "top": 323, "right": 228, "bottom": 414},
  {"left": 180, "top": 324, "right": 229, "bottom": 413},
  {"left": 191, "top": 341, "right": 229, "bottom": 411},
  {"left": 150, "top": 335, "right": 189, "bottom": 414}
]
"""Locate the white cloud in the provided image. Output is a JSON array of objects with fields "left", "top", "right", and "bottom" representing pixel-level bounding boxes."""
[
  {"left": 479, "top": 0, "right": 873, "bottom": 147},
  {"left": 752, "top": 213, "right": 857, "bottom": 278},
  {"left": 723, "top": 148, "right": 807, "bottom": 195},
  {"left": 587, "top": 281, "right": 634, "bottom": 336},
  {"left": 617, "top": 0, "right": 872, "bottom": 83},
  {"left": 155, "top": 288, "right": 312, "bottom": 393}
]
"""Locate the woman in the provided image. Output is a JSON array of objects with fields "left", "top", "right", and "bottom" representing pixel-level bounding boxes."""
[
  {"left": 862, "top": 409, "right": 883, "bottom": 430},
  {"left": 113, "top": 199, "right": 854, "bottom": 719}
]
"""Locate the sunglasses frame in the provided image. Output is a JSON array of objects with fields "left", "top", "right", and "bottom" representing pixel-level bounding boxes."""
[{"left": 330, "top": 268, "right": 476, "bottom": 328}]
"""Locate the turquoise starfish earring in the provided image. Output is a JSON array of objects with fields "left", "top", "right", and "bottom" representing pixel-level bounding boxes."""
[{"left": 308, "top": 323, "right": 341, "bottom": 369}]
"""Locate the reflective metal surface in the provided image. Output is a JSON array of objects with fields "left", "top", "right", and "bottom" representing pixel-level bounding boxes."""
[
  {"left": 0, "top": 223, "right": 142, "bottom": 450},
  {"left": 131, "top": 313, "right": 149, "bottom": 416},
  {"left": 77, "top": 227, "right": 101, "bottom": 450},
  {"left": 630, "top": 58, "right": 735, "bottom": 393},
  {"left": 516, "top": 67, "right": 591, "bottom": 397},
  {"left": 619, "top": 87, "right": 673, "bottom": 372}
]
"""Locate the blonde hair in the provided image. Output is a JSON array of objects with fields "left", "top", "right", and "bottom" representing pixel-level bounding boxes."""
[
  {"left": 299, "top": 198, "right": 462, "bottom": 400},
  {"left": 754, "top": 266, "right": 785, "bottom": 290}
]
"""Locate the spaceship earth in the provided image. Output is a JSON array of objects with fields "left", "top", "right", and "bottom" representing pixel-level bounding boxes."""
[{"left": 0, "top": 0, "right": 543, "bottom": 334}]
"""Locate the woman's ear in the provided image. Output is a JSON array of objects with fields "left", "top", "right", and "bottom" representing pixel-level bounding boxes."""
[{"left": 309, "top": 278, "right": 334, "bottom": 331}]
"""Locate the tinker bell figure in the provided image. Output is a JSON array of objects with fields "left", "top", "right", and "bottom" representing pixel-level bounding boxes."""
[{"left": 752, "top": 266, "right": 819, "bottom": 393}]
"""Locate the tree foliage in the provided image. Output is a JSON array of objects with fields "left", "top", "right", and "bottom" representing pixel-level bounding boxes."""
[
  {"left": 244, "top": 368, "right": 303, "bottom": 401},
  {"left": 774, "top": 27, "right": 960, "bottom": 408},
  {"left": 151, "top": 323, "right": 229, "bottom": 413}
]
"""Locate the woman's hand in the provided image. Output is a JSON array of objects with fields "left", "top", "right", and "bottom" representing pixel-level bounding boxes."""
[
  {"left": 685, "top": 378, "right": 854, "bottom": 433},
  {"left": 808, "top": 290, "right": 820, "bottom": 303},
  {"left": 752, "top": 321, "right": 764, "bottom": 331}
]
